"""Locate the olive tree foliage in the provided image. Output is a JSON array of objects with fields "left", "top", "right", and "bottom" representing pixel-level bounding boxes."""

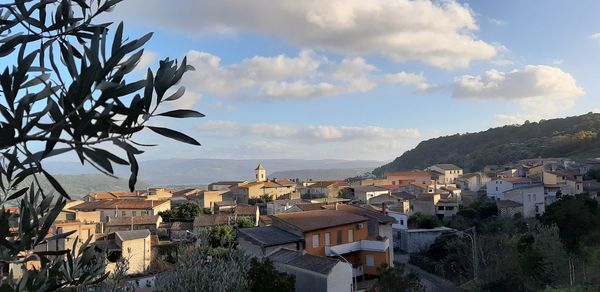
[
  {"left": 157, "top": 230, "right": 251, "bottom": 292},
  {"left": 0, "top": 0, "right": 202, "bottom": 290}
]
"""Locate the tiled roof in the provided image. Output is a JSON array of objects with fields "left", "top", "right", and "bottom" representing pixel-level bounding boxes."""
[
  {"left": 71, "top": 199, "right": 169, "bottom": 211},
  {"left": 238, "top": 227, "right": 303, "bottom": 247},
  {"left": 353, "top": 185, "right": 389, "bottom": 193},
  {"left": 115, "top": 229, "right": 151, "bottom": 241},
  {"left": 172, "top": 188, "right": 202, "bottom": 197},
  {"left": 106, "top": 215, "right": 160, "bottom": 226},
  {"left": 89, "top": 191, "right": 147, "bottom": 200},
  {"left": 193, "top": 214, "right": 232, "bottom": 227},
  {"left": 268, "top": 249, "right": 341, "bottom": 275},
  {"left": 235, "top": 204, "right": 258, "bottom": 216},
  {"left": 502, "top": 177, "right": 535, "bottom": 184},
  {"left": 323, "top": 204, "right": 396, "bottom": 224},
  {"left": 274, "top": 179, "right": 296, "bottom": 187},
  {"left": 273, "top": 209, "right": 367, "bottom": 232},
  {"left": 384, "top": 170, "right": 431, "bottom": 177},
  {"left": 307, "top": 181, "right": 349, "bottom": 188},
  {"left": 431, "top": 164, "right": 462, "bottom": 170},
  {"left": 496, "top": 200, "right": 523, "bottom": 208},
  {"left": 391, "top": 191, "right": 417, "bottom": 200},
  {"left": 294, "top": 203, "right": 324, "bottom": 211},
  {"left": 259, "top": 215, "right": 272, "bottom": 226}
]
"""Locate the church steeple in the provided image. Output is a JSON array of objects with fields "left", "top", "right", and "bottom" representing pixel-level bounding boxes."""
[{"left": 255, "top": 163, "right": 266, "bottom": 182}]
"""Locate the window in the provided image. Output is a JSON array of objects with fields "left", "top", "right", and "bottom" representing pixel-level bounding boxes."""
[
  {"left": 400, "top": 219, "right": 404, "bottom": 225},
  {"left": 141, "top": 211, "right": 148, "bottom": 216},
  {"left": 132, "top": 211, "right": 136, "bottom": 216},
  {"left": 366, "top": 255, "right": 375, "bottom": 267},
  {"left": 348, "top": 229, "right": 354, "bottom": 242},
  {"left": 312, "top": 234, "right": 319, "bottom": 248},
  {"left": 325, "top": 233, "right": 331, "bottom": 246},
  {"left": 122, "top": 211, "right": 126, "bottom": 217},
  {"left": 437, "top": 206, "right": 444, "bottom": 210},
  {"left": 337, "top": 230, "right": 343, "bottom": 244},
  {"left": 446, "top": 206, "right": 454, "bottom": 211},
  {"left": 495, "top": 187, "right": 498, "bottom": 191}
]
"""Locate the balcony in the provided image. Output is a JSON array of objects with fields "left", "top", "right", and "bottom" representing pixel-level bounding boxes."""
[{"left": 325, "top": 237, "right": 389, "bottom": 256}]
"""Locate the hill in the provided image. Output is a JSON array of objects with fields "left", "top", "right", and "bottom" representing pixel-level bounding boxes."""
[
  {"left": 41, "top": 159, "right": 383, "bottom": 185},
  {"left": 15, "top": 174, "right": 150, "bottom": 199},
  {"left": 374, "top": 112, "right": 600, "bottom": 176}
]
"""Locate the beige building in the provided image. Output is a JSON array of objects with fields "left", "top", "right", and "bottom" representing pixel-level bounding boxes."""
[
  {"left": 97, "top": 230, "right": 152, "bottom": 275},
  {"left": 426, "top": 164, "right": 463, "bottom": 184},
  {"left": 71, "top": 199, "right": 171, "bottom": 222}
]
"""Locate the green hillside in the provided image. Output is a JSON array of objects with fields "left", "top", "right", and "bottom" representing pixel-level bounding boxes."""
[{"left": 374, "top": 113, "right": 600, "bottom": 176}]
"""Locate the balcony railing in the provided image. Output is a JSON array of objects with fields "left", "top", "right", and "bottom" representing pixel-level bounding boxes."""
[{"left": 325, "top": 238, "right": 389, "bottom": 256}]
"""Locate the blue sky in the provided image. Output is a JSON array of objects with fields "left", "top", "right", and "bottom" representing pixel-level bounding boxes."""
[{"left": 31, "top": 0, "right": 600, "bottom": 161}]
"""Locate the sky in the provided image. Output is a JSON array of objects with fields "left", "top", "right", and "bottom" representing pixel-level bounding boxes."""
[{"left": 60, "top": 1, "right": 600, "bottom": 161}]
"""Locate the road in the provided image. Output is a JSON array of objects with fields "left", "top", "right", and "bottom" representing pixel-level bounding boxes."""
[{"left": 395, "top": 253, "right": 457, "bottom": 292}]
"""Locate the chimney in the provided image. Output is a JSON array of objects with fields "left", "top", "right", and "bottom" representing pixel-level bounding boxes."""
[{"left": 381, "top": 202, "right": 387, "bottom": 214}]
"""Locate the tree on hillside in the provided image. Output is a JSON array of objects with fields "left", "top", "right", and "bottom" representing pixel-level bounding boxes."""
[{"left": 0, "top": 0, "right": 202, "bottom": 290}]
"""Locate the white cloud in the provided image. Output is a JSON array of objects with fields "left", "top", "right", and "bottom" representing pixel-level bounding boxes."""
[
  {"left": 181, "top": 50, "right": 422, "bottom": 100},
  {"left": 489, "top": 19, "right": 506, "bottom": 26},
  {"left": 384, "top": 72, "right": 430, "bottom": 91},
  {"left": 589, "top": 33, "right": 600, "bottom": 41},
  {"left": 199, "top": 120, "right": 420, "bottom": 143},
  {"left": 134, "top": 51, "right": 158, "bottom": 71},
  {"left": 112, "top": 0, "right": 497, "bottom": 69},
  {"left": 452, "top": 65, "right": 584, "bottom": 100},
  {"left": 452, "top": 65, "right": 585, "bottom": 125},
  {"left": 197, "top": 120, "right": 424, "bottom": 160}
]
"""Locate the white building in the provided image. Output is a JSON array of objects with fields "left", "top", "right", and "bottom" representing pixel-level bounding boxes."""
[
  {"left": 353, "top": 186, "right": 389, "bottom": 203},
  {"left": 503, "top": 185, "right": 545, "bottom": 218},
  {"left": 486, "top": 177, "right": 536, "bottom": 200}
]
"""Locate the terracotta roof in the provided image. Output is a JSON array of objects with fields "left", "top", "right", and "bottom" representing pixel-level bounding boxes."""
[
  {"left": 238, "top": 227, "right": 303, "bottom": 247},
  {"left": 268, "top": 249, "right": 341, "bottom": 275},
  {"left": 89, "top": 191, "right": 147, "bottom": 200},
  {"left": 294, "top": 203, "right": 325, "bottom": 211},
  {"left": 115, "top": 229, "right": 151, "bottom": 241},
  {"left": 273, "top": 179, "right": 296, "bottom": 187},
  {"left": 259, "top": 215, "right": 273, "bottom": 226},
  {"left": 193, "top": 214, "right": 232, "bottom": 227},
  {"left": 307, "top": 181, "right": 349, "bottom": 188},
  {"left": 106, "top": 215, "right": 160, "bottom": 226},
  {"left": 322, "top": 204, "right": 396, "bottom": 224},
  {"left": 353, "top": 185, "right": 389, "bottom": 193},
  {"left": 272, "top": 209, "right": 367, "bottom": 232},
  {"left": 235, "top": 204, "right": 258, "bottom": 216},
  {"left": 71, "top": 199, "right": 169, "bottom": 211},
  {"left": 384, "top": 170, "right": 431, "bottom": 177},
  {"left": 172, "top": 188, "right": 202, "bottom": 197}
]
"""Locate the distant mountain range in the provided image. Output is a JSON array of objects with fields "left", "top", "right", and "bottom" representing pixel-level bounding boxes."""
[
  {"left": 42, "top": 159, "right": 383, "bottom": 185},
  {"left": 374, "top": 113, "right": 600, "bottom": 176}
]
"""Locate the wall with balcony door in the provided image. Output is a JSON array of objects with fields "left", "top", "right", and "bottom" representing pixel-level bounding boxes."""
[
  {"left": 360, "top": 249, "right": 390, "bottom": 275},
  {"left": 303, "top": 221, "right": 368, "bottom": 256}
]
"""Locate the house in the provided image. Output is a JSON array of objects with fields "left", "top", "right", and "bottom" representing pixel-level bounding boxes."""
[
  {"left": 105, "top": 215, "right": 162, "bottom": 233},
  {"left": 298, "top": 181, "right": 350, "bottom": 199},
  {"left": 145, "top": 188, "right": 174, "bottom": 200},
  {"left": 583, "top": 180, "right": 600, "bottom": 198},
  {"left": 322, "top": 204, "right": 396, "bottom": 266},
  {"left": 268, "top": 249, "right": 353, "bottom": 292},
  {"left": 84, "top": 190, "right": 147, "bottom": 202},
  {"left": 503, "top": 185, "right": 545, "bottom": 218},
  {"left": 208, "top": 181, "right": 244, "bottom": 191},
  {"left": 96, "top": 230, "right": 152, "bottom": 275},
  {"left": 237, "top": 226, "right": 304, "bottom": 258},
  {"left": 435, "top": 197, "right": 459, "bottom": 219},
  {"left": 384, "top": 171, "right": 432, "bottom": 186},
  {"left": 188, "top": 190, "right": 231, "bottom": 211},
  {"left": 352, "top": 186, "right": 390, "bottom": 203},
  {"left": 426, "top": 164, "right": 463, "bottom": 184},
  {"left": 352, "top": 179, "right": 392, "bottom": 186},
  {"left": 38, "top": 220, "right": 97, "bottom": 253},
  {"left": 170, "top": 188, "right": 203, "bottom": 207},
  {"left": 396, "top": 227, "right": 455, "bottom": 253},
  {"left": 543, "top": 170, "right": 584, "bottom": 195},
  {"left": 395, "top": 183, "right": 430, "bottom": 196},
  {"left": 411, "top": 193, "right": 459, "bottom": 219},
  {"left": 266, "top": 199, "right": 307, "bottom": 215},
  {"left": 193, "top": 214, "right": 234, "bottom": 230},
  {"left": 486, "top": 177, "right": 536, "bottom": 200},
  {"left": 71, "top": 199, "right": 171, "bottom": 222},
  {"left": 367, "top": 194, "right": 410, "bottom": 214},
  {"left": 232, "top": 181, "right": 296, "bottom": 203},
  {"left": 496, "top": 200, "right": 523, "bottom": 218},
  {"left": 271, "top": 209, "right": 391, "bottom": 276},
  {"left": 455, "top": 172, "right": 491, "bottom": 191},
  {"left": 158, "top": 221, "right": 194, "bottom": 241},
  {"left": 285, "top": 202, "right": 325, "bottom": 213}
]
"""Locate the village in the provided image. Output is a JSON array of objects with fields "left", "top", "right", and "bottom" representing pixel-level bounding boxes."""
[{"left": 8, "top": 158, "right": 600, "bottom": 291}]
